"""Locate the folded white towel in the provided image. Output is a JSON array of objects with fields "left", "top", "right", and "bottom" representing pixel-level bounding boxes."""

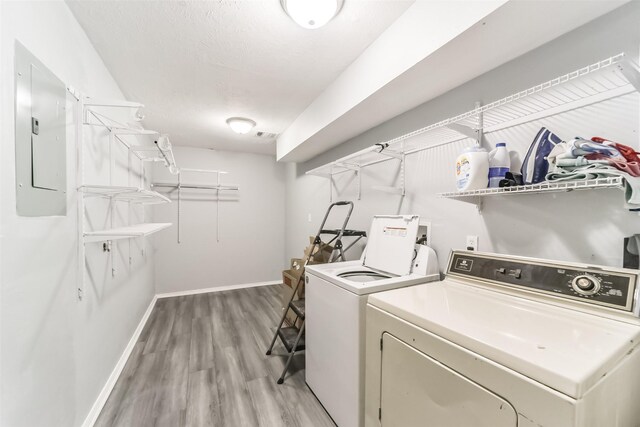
[{"left": 546, "top": 163, "right": 640, "bottom": 209}]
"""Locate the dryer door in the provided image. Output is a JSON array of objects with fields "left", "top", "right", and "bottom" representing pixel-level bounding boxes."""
[{"left": 380, "top": 333, "right": 517, "bottom": 427}]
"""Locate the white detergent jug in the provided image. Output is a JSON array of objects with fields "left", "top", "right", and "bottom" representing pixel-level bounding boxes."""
[
  {"left": 456, "top": 146, "right": 489, "bottom": 191},
  {"left": 488, "top": 142, "right": 510, "bottom": 188}
]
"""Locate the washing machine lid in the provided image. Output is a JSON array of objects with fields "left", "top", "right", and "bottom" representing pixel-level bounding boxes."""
[
  {"left": 368, "top": 280, "right": 640, "bottom": 399},
  {"left": 362, "top": 215, "right": 420, "bottom": 276}
]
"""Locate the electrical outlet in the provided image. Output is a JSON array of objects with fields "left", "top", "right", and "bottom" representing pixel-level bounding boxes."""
[{"left": 466, "top": 235, "right": 478, "bottom": 251}]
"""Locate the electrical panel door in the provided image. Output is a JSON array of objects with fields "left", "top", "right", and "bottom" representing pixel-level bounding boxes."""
[{"left": 15, "top": 42, "right": 67, "bottom": 216}]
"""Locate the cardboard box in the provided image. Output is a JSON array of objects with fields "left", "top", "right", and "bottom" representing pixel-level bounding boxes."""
[
  {"left": 278, "top": 237, "right": 334, "bottom": 326},
  {"left": 304, "top": 236, "right": 335, "bottom": 263},
  {"left": 283, "top": 266, "right": 305, "bottom": 297},
  {"left": 281, "top": 271, "right": 303, "bottom": 326},
  {"left": 280, "top": 280, "right": 297, "bottom": 326},
  {"left": 285, "top": 257, "right": 321, "bottom": 298},
  {"left": 289, "top": 258, "right": 305, "bottom": 281}
]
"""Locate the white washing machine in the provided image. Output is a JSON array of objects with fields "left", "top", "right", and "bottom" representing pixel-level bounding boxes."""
[
  {"left": 365, "top": 250, "right": 640, "bottom": 427},
  {"left": 305, "top": 215, "right": 440, "bottom": 427}
]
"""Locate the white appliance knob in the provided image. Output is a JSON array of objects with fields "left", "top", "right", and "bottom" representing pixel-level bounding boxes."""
[{"left": 571, "top": 274, "right": 601, "bottom": 296}]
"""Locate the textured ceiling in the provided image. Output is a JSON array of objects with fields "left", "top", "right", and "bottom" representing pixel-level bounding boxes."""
[{"left": 67, "top": 0, "right": 414, "bottom": 155}]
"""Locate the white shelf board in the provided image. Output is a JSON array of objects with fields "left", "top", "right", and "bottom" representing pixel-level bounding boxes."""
[
  {"left": 129, "top": 142, "right": 177, "bottom": 171},
  {"left": 307, "top": 53, "right": 637, "bottom": 178},
  {"left": 83, "top": 97, "right": 144, "bottom": 108},
  {"left": 84, "top": 223, "right": 172, "bottom": 243},
  {"left": 129, "top": 146, "right": 166, "bottom": 162},
  {"left": 439, "top": 177, "right": 625, "bottom": 201},
  {"left": 84, "top": 109, "right": 159, "bottom": 137},
  {"left": 113, "top": 128, "right": 158, "bottom": 136},
  {"left": 79, "top": 185, "right": 171, "bottom": 204}
]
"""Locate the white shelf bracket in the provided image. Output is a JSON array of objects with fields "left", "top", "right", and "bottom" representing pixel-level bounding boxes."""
[
  {"left": 333, "top": 162, "right": 359, "bottom": 171},
  {"left": 445, "top": 123, "right": 477, "bottom": 140},
  {"left": 334, "top": 162, "right": 361, "bottom": 200},
  {"left": 309, "top": 172, "right": 332, "bottom": 178},
  {"left": 400, "top": 152, "right": 406, "bottom": 197},
  {"left": 475, "top": 101, "right": 483, "bottom": 146},
  {"left": 376, "top": 149, "right": 403, "bottom": 160},
  {"left": 67, "top": 86, "right": 81, "bottom": 101},
  {"left": 618, "top": 59, "right": 640, "bottom": 93}
]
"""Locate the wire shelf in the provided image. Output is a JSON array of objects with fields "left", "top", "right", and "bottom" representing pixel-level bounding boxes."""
[
  {"left": 129, "top": 139, "right": 178, "bottom": 173},
  {"left": 307, "top": 53, "right": 638, "bottom": 178},
  {"left": 83, "top": 97, "right": 144, "bottom": 109},
  {"left": 439, "top": 177, "right": 625, "bottom": 199},
  {"left": 83, "top": 104, "right": 178, "bottom": 172},
  {"left": 84, "top": 109, "right": 158, "bottom": 136},
  {"left": 129, "top": 146, "right": 167, "bottom": 162},
  {"left": 79, "top": 185, "right": 171, "bottom": 204},
  {"left": 84, "top": 222, "right": 172, "bottom": 243}
]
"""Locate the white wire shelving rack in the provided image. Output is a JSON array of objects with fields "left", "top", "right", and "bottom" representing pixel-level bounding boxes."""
[
  {"left": 76, "top": 95, "right": 177, "bottom": 299},
  {"left": 83, "top": 102, "right": 179, "bottom": 171},
  {"left": 84, "top": 223, "right": 173, "bottom": 243},
  {"left": 80, "top": 96, "right": 177, "bottom": 243},
  {"left": 152, "top": 168, "right": 240, "bottom": 244},
  {"left": 440, "top": 177, "right": 625, "bottom": 199},
  {"left": 306, "top": 53, "right": 640, "bottom": 202},
  {"left": 78, "top": 185, "right": 170, "bottom": 204}
]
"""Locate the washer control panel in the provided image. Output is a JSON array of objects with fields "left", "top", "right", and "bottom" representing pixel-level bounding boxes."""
[{"left": 447, "top": 251, "right": 638, "bottom": 312}]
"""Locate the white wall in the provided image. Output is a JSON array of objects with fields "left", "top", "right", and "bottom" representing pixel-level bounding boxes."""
[
  {"left": 152, "top": 147, "right": 286, "bottom": 294},
  {"left": 286, "top": 3, "right": 640, "bottom": 271},
  {"left": 1, "top": 2, "right": 157, "bottom": 426}
]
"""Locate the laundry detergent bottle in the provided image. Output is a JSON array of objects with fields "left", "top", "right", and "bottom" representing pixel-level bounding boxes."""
[
  {"left": 488, "top": 142, "right": 510, "bottom": 188},
  {"left": 456, "top": 146, "right": 489, "bottom": 191}
]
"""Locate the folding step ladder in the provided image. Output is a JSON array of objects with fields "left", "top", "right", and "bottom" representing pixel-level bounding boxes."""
[{"left": 266, "top": 201, "right": 366, "bottom": 384}]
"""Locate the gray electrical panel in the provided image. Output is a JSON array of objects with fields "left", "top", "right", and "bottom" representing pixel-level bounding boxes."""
[{"left": 15, "top": 42, "right": 67, "bottom": 216}]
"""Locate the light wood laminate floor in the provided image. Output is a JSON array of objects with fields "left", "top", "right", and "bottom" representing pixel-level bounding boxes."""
[{"left": 95, "top": 285, "right": 335, "bottom": 427}]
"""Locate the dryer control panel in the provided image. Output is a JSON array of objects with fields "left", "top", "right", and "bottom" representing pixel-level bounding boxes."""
[{"left": 447, "top": 251, "right": 638, "bottom": 313}]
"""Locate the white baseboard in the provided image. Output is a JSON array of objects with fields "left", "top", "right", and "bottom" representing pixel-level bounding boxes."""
[
  {"left": 156, "top": 280, "right": 281, "bottom": 299},
  {"left": 81, "top": 295, "right": 158, "bottom": 427},
  {"left": 82, "top": 280, "right": 280, "bottom": 426}
]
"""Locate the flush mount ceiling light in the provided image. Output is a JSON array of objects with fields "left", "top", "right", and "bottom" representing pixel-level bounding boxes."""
[
  {"left": 226, "top": 117, "right": 256, "bottom": 135},
  {"left": 281, "top": 0, "right": 344, "bottom": 30}
]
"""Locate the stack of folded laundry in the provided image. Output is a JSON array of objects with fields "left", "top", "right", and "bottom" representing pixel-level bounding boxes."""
[{"left": 546, "top": 136, "right": 640, "bottom": 209}]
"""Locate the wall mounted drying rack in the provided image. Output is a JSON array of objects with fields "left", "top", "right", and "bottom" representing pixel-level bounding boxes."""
[
  {"left": 152, "top": 168, "right": 240, "bottom": 244},
  {"left": 306, "top": 53, "right": 640, "bottom": 205}
]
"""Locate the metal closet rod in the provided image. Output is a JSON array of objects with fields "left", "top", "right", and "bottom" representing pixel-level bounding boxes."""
[
  {"left": 180, "top": 168, "right": 228, "bottom": 174},
  {"left": 152, "top": 182, "right": 239, "bottom": 191}
]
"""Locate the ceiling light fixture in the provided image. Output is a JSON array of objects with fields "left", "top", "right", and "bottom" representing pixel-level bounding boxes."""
[
  {"left": 281, "top": 0, "right": 344, "bottom": 30},
  {"left": 226, "top": 117, "right": 256, "bottom": 135}
]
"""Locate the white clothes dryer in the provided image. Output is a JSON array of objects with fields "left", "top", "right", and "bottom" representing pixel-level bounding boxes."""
[{"left": 365, "top": 250, "right": 640, "bottom": 427}]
